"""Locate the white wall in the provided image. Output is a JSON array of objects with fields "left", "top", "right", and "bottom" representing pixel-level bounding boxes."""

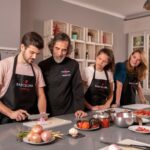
[
  {"left": 0, "top": 0, "right": 21, "bottom": 48},
  {"left": 21, "top": 0, "right": 126, "bottom": 63},
  {"left": 124, "top": 16, "right": 150, "bottom": 33}
]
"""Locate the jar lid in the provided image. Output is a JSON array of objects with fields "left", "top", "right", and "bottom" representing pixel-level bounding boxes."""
[
  {"left": 99, "top": 113, "right": 109, "bottom": 119},
  {"left": 93, "top": 113, "right": 109, "bottom": 119}
]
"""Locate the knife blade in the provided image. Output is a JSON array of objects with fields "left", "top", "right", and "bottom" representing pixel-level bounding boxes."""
[
  {"left": 28, "top": 113, "right": 49, "bottom": 120},
  {"left": 100, "top": 140, "right": 150, "bottom": 150}
]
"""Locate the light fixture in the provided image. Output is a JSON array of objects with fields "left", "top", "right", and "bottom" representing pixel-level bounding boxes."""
[{"left": 143, "top": 0, "right": 150, "bottom": 10}]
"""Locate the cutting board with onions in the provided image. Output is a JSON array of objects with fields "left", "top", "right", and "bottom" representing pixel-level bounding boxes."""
[
  {"left": 23, "top": 117, "right": 72, "bottom": 129},
  {"left": 99, "top": 139, "right": 150, "bottom": 150},
  {"left": 122, "top": 104, "right": 150, "bottom": 110}
]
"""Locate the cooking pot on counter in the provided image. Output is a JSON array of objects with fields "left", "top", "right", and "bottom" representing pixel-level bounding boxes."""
[{"left": 113, "top": 111, "right": 135, "bottom": 128}]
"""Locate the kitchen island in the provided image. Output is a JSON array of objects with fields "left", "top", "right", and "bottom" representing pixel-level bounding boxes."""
[{"left": 0, "top": 113, "right": 150, "bottom": 150}]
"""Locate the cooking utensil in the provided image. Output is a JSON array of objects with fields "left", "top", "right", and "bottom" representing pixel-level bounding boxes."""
[
  {"left": 100, "top": 140, "right": 150, "bottom": 150},
  {"left": 28, "top": 113, "right": 49, "bottom": 120},
  {"left": 113, "top": 111, "right": 135, "bottom": 128}
]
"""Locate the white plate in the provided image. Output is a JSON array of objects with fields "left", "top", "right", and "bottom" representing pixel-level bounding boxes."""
[
  {"left": 23, "top": 136, "right": 55, "bottom": 145},
  {"left": 128, "top": 125, "right": 150, "bottom": 134},
  {"left": 99, "top": 139, "right": 150, "bottom": 150},
  {"left": 122, "top": 104, "right": 150, "bottom": 110},
  {"left": 141, "top": 118, "right": 150, "bottom": 123},
  {"left": 74, "top": 124, "right": 100, "bottom": 131}
]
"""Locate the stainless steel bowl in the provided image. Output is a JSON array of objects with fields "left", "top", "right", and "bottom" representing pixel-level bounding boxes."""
[{"left": 114, "top": 112, "right": 135, "bottom": 128}]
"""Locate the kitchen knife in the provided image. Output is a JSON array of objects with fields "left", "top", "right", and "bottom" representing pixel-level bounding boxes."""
[
  {"left": 100, "top": 140, "right": 150, "bottom": 150},
  {"left": 28, "top": 113, "right": 49, "bottom": 120}
]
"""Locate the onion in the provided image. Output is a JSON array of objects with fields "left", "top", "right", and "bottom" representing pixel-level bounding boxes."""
[
  {"left": 69, "top": 128, "right": 78, "bottom": 137},
  {"left": 31, "top": 124, "right": 43, "bottom": 134},
  {"left": 41, "top": 130, "right": 52, "bottom": 142},
  {"left": 27, "top": 131, "right": 34, "bottom": 141},
  {"left": 30, "top": 133, "right": 42, "bottom": 143}
]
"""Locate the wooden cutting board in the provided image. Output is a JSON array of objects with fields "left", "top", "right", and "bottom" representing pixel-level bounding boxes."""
[
  {"left": 99, "top": 139, "right": 150, "bottom": 150},
  {"left": 23, "top": 117, "right": 72, "bottom": 129}
]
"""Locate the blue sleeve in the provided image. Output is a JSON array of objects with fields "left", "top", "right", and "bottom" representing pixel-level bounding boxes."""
[{"left": 114, "top": 62, "right": 126, "bottom": 83}]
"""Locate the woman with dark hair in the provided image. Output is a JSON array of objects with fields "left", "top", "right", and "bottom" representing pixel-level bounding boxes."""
[
  {"left": 112, "top": 49, "right": 148, "bottom": 107},
  {"left": 82, "top": 48, "right": 115, "bottom": 110}
]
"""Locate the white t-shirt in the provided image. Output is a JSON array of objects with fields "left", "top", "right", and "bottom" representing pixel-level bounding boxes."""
[
  {"left": 0, "top": 56, "right": 45, "bottom": 98},
  {"left": 82, "top": 65, "right": 114, "bottom": 92}
]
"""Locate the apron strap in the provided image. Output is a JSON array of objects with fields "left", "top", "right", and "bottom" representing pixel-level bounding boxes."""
[{"left": 104, "top": 70, "right": 110, "bottom": 97}]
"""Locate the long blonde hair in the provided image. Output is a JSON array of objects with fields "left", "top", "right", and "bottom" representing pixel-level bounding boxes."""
[{"left": 127, "top": 49, "right": 147, "bottom": 81}]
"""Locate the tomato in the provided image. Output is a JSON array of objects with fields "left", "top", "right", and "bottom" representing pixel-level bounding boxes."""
[
  {"left": 81, "top": 121, "right": 90, "bottom": 129},
  {"left": 136, "top": 127, "right": 150, "bottom": 132},
  {"left": 77, "top": 121, "right": 83, "bottom": 129}
]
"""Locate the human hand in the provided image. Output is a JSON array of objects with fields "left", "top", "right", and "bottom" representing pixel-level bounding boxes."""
[
  {"left": 91, "top": 105, "right": 100, "bottom": 111},
  {"left": 111, "top": 104, "right": 118, "bottom": 108},
  {"left": 97, "top": 105, "right": 106, "bottom": 110},
  {"left": 10, "top": 109, "right": 29, "bottom": 121},
  {"left": 141, "top": 99, "right": 149, "bottom": 104},
  {"left": 75, "top": 110, "right": 87, "bottom": 118}
]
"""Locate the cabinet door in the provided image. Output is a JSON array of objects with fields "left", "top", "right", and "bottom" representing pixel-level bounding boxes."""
[{"left": 128, "top": 33, "right": 145, "bottom": 56}]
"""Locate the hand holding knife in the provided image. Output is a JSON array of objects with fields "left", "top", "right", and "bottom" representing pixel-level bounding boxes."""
[{"left": 28, "top": 113, "right": 49, "bottom": 120}]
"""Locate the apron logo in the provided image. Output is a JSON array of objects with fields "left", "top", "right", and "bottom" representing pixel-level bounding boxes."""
[
  {"left": 61, "top": 69, "right": 71, "bottom": 77},
  {"left": 129, "top": 82, "right": 138, "bottom": 85},
  {"left": 95, "top": 85, "right": 108, "bottom": 89},
  {"left": 16, "top": 81, "right": 34, "bottom": 88}
]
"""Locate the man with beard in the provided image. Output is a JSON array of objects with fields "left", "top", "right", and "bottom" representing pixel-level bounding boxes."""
[
  {"left": 39, "top": 33, "right": 86, "bottom": 118},
  {"left": 0, "top": 32, "right": 46, "bottom": 124}
]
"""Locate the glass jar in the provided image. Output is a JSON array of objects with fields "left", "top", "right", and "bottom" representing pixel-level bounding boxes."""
[{"left": 99, "top": 113, "right": 110, "bottom": 128}]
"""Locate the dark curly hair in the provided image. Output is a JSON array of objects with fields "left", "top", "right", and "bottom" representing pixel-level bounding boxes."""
[{"left": 48, "top": 32, "right": 72, "bottom": 55}]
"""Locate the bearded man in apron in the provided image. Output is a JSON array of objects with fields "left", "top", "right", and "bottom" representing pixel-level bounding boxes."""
[{"left": 0, "top": 32, "right": 46, "bottom": 124}]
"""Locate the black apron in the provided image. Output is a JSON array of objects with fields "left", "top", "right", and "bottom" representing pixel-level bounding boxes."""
[
  {"left": 0, "top": 55, "right": 38, "bottom": 124},
  {"left": 84, "top": 67, "right": 110, "bottom": 107},
  {"left": 120, "top": 72, "right": 139, "bottom": 106}
]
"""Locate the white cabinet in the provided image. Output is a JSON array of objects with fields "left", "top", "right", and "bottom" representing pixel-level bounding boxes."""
[
  {"left": 128, "top": 32, "right": 150, "bottom": 94},
  {"left": 43, "top": 19, "right": 114, "bottom": 74}
]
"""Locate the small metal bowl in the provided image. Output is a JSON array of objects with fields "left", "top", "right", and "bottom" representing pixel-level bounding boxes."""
[{"left": 114, "top": 112, "right": 135, "bottom": 128}]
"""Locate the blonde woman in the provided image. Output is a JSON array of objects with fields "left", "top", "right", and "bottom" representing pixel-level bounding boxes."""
[{"left": 112, "top": 49, "right": 148, "bottom": 107}]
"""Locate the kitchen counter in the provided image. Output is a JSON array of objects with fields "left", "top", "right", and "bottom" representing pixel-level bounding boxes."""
[{"left": 0, "top": 113, "right": 150, "bottom": 150}]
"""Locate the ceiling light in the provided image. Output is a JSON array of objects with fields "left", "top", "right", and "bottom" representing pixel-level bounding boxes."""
[{"left": 143, "top": 0, "right": 150, "bottom": 10}]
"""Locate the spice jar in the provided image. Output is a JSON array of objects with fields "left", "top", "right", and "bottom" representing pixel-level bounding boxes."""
[{"left": 99, "top": 113, "right": 110, "bottom": 128}]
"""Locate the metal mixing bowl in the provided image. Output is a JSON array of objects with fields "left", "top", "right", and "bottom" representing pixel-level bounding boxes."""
[{"left": 114, "top": 112, "right": 135, "bottom": 128}]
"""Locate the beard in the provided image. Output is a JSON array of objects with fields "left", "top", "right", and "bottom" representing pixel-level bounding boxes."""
[
  {"left": 53, "top": 56, "right": 65, "bottom": 63},
  {"left": 22, "top": 52, "right": 34, "bottom": 64}
]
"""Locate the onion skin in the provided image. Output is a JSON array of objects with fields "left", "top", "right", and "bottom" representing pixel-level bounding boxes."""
[
  {"left": 27, "top": 131, "right": 34, "bottom": 141},
  {"left": 31, "top": 124, "right": 43, "bottom": 134},
  {"left": 30, "top": 133, "right": 42, "bottom": 143},
  {"left": 41, "top": 130, "right": 52, "bottom": 142}
]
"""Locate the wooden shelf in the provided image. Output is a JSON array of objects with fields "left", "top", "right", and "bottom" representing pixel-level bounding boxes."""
[{"left": 43, "top": 19, "right": 114, "bottom": 72}]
